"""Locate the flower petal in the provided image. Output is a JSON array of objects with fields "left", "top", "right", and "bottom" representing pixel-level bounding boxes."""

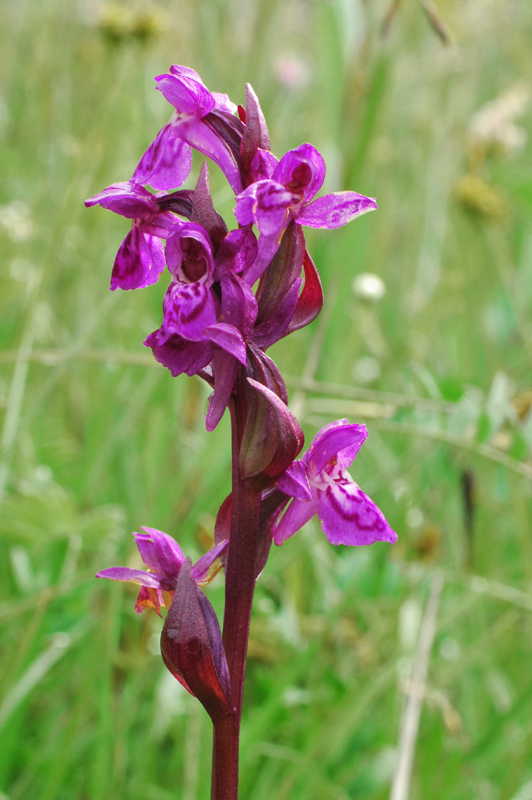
[
  {"left": 272, "top": 143, "right": 326, "bottom": 202},
  {"left": 144, "top": 330, "right": 213, "bottom": 377},
  {"left": 85, "top": 182, "right": 158, "bottom": 218},
  {"left": 96, "top": 567, "right": 164, "bottom": 588},
  {"left": 178, "top": 118, "right": 243, "bottom": 194},
  {"left": 297, "top": 192, "right": 377, "bottom": 229},
  {"left": 137, "top": 527, "right": 185, "bottom": 580},
  {"left": 249, "top": 148, "right": 278, "bottom": 182},
  {"left": 235, "top": 180, "right": 292, "bottom": 236},
  {"left": 214, "top": 227, "right": 258, "bottom": 278},
  {"left": 162, "top": 281, "right": 218, "bottom": 341},
  {"left": 218, "top": 272, "right": 258, "bottom": 338},
  {"left": 205, "top": 348, "right": 239, "bottom": 431},
  {"left": 192, "top": 540, "right": 230, "bottom": 585},
  {"left": 273, "top": 491, "right": 319, "bottom": 545},
  {"left": 110, "top": 228, "right": 166, "bottom": 291},
  {"left": 318, "top": 480, "right": 397, "bottom": 546},
  {"left": 165, "top": 222, "right": 214, "bottom": 283},
  {"left": 305, "top": 420, "right": 367, "bottom": 474},
  {"left": 276, "top": 459, "right": 312, "bottom": 501},
  {"left": 133, "top": 126, "right": 192, "bottom": 191},
  {"left": 155, "top": 70, "right": 215, "bottom": 117}
]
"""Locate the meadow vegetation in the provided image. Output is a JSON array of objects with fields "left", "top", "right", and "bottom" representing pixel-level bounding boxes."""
[{"left": 1, "top": 1, "right": 532, "bottom": 798}]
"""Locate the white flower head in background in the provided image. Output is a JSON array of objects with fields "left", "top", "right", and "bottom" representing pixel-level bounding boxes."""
[
  {"left": 352, "top": 272, "right": 386, "bottom": 302},
  {"left": 468, "top": 82, "right": 530, "bottom": 157}
]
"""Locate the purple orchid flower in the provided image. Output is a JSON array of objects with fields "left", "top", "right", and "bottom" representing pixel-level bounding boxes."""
[
  {"left": 85, "top": 181, "right": 179, "bottom": 290},
  {"left": 96, "top": 526, "right": 228, "bottom": 616},
  {"left": 134, "top": 65, "right": 244, "bottom": 194},
  {"left": 145, "top": 222, "right": 259, "bottom": 429},
  {"left": 274, "top": 419, "right": 397, "bottom": 547},
  {"left": 234, "top": 143, "right": 377, "bottom": 285}
]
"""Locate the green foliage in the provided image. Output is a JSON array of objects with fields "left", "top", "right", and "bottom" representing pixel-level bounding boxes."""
[{"left": 1, "top": 0, "right": 532, "bottom": 798}]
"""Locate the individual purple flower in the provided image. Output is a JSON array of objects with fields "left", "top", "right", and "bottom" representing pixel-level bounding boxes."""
[
  {"left": 145, "top": 222, "right": 258, "bottom": 428},
  {"left": 96, "top": 527, "right": 228, "bottom": 616},
  {"left": 274, "top": 419, "right": 397, "bottom": 547},
  {"left": 85, "top": 181, "right": 178, "bottom": 290},
  {"left": 134, "top": 65, "right": 244, "bottom": 194},
  {"left": 234, "top": 143, "right": 377, "bottom": 284}
]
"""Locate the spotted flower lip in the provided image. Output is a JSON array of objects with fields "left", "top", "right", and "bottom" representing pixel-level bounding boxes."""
[
  {"left": 85, "top": 181, "right": 177, "bottom": 290},
  {"left": 96, "top": 527, "right": 228, "bottom": 616},
  {"left": 274, "top": 420, "right": 397, "bottom": 547}
]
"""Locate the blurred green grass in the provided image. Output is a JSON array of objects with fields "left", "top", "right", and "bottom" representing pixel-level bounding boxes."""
[{"left": 1, "top": 0, "right": 532, "bottom": 798}]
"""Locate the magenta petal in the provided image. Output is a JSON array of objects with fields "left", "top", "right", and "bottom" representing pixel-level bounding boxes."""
[
  {"left": 96, "top": 567, "right": 163, "bottom": 589},
  {"left": 272, "top": 143, "right": 326, "bottom": 202},
  {"left": 233, "top": 190, "right": 256, "bottom": 227},
  {"left": 205, "top": 348, "right": 238, "bottom": 431},
  {"left": 165, "top": 222, "right": 214, "bottom": 282},
  {"left": 163, "top": 282, "right": 217, "bottom": 341},
  {"left": 143, "top": 211, "right": 179, "bottom": 240},
  {"left": 250, "top": 149, "right": 278, "bottom": 182},
  {"left": 133, "top": 126, "right": 192, "bottom": 191},
  {"left": 318, "top": 481, "right": 397, "bottom": 546},
  {"left": 85, "top": 182, "right": 158, "bottom": 218},
  {"left": 192, "top": 540, "right": 229, "bottom": 584},
  {"left": 110, "top": 228, "right": 165, "bottom": 291},
  {"left": 234, "top": 180, "right": 292, "bottom": 236},
  {"left": 215, "top": 228, "right": 258, "bottom": 277},
  {"left": 137, "top": 527, "right": 185, "bottom": 579},
  {"left": 273, "top": 492, "right": 319, "bottom": 545},
  {"left": 305, "top": 421, "right": 368, "bottom": 474},
  {"left": 204, "top": 323, "right": 247, "bottom": 364},
  {"left": 180, "top": 119, "right": 242, "bottom": 194},
  {"left": 144, "top": 330, "right": 213, "bottom": 377},
  {"left": 297, "top": 192, "right": 377, "bottom": 229},
  {"left": 169, "top": 64, "right": 204, "bottom": 82},
  {"left": 276, "top": 460, "right": 312, "bottom": 501},
  {"left": 155, "top": 72, "right": 215, "bottom": 117},
  {"left": 212, "top": 92, "right": 237, "bottom": 115}
]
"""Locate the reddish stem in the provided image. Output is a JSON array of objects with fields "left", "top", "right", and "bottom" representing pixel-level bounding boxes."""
[{"left": 211, "top": 388, "right": 262, "bottom": 800}]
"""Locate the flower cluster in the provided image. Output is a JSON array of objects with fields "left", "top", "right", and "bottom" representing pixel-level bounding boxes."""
[
  {"left": 90, "top": 66, "right": 396, "bottom": 726},
  {"left": 86, "top": 66, "right": 376, "bottom": 433}
]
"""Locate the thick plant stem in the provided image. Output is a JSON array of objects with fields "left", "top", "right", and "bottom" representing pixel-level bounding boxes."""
[
  {"left": 212, "top": 713, "right": 239, "bottom": 800},
  {"left": 211, "top": 393, "right": 262, "bottom": 800}
]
